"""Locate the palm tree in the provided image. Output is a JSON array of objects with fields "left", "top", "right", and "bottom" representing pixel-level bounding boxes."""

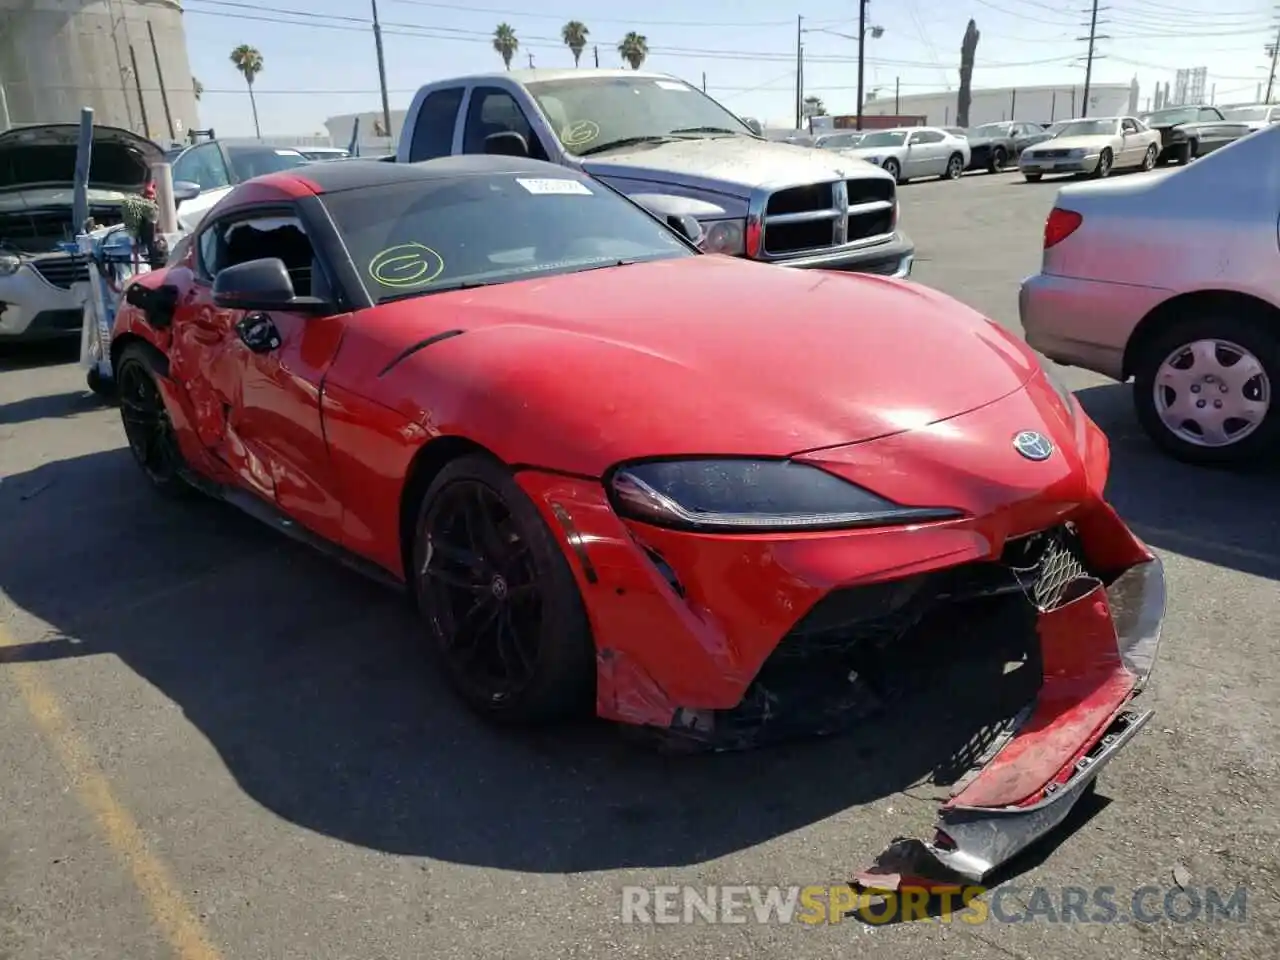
[
  {"left": 617, "top": 32, "right": 648, "bottom": 70},
  {"left": 802, "top": 95, "right": 826, "bottom": 117},
  {"left": 493, "top": 23, "right": 519, "bottom": 70},
  {"left": 562, "top": 21, "right": 589, "bottom": 67},
  {"left": 229, "top": 45, "right": 264, "bottom": 139},
  {"left": 192, "top": 76, "right": 203, "bottom": 102}
]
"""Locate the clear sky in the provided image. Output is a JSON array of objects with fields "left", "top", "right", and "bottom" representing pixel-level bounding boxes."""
[{"left": 183, "top": 0, "right": 1278, "bottom": 136}]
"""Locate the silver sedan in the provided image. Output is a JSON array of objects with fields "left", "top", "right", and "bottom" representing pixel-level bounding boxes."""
[
  {"left": 1019, "top": 126, "right": 1277, "bottom": 465},
  {"left": 841, "top": 127, "right": 971, "bottom": 183}
]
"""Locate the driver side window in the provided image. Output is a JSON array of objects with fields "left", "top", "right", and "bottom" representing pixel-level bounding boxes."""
[
  {"left": 173, "top": 144, "right": 231, "bottom": 190},
  {"left": 462, "top": 88, "right": 549, "bottom": 160},
  {"left": 197, "top": 210, "right": 322, "bottom": 298},
  {"left": 1121, "top": 119, "right": 1138, "bottom": 133},
  {"left": 909, "top": 130, "right": 942, "bottom": 144}
]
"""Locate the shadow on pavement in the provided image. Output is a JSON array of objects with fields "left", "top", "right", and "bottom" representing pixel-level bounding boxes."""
[
  {"left": 0, "top": 446, "right": 1064, "bottom": 876},
  {"left": 1077, "top": 383, "right": 1280, "bottom": 580},
  {"left": 0, "top": 390, "right": 105, "bottom": 426}
]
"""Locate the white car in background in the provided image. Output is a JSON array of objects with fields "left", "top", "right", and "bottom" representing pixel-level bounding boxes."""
[
  {"left": 1019, "top": 125, "right": 1278, "bottom": 464},
  {"left": 1018, "top": 116, "right": 1162, "bottom": 181},
  {"left": 1220, "top": 103, "right": 1280, "bottom": 132},
  {"left": 167, "top": 141, "right": 311, "bottom": 232},
  {"left": 842, "top": 127, "right": 970, "bottom": 183}
]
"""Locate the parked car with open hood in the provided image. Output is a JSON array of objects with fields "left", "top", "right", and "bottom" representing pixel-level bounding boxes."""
[
  {"left": 1020, "top": 125, "right": 1278, "bottom": 464},
  {"left": 1139, "top": 105, "right": 1250, "bottom": 165},
  {"left": 1018, "top": 116, "right": 1161, "bottom": 181},
  {"left": 843, "top": 126, "right": 970, "bottom": 183},
  {"left": 0, "top": 123, "right": 163, "bottom": 341},
  {"left": 394, "top": 69, "right": 913, "bottom": 277}
]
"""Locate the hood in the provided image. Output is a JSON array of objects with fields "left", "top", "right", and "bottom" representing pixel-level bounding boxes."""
[
  {"left": 582, "top": 136, "right": 889, "bottom": 199},
  {"left": 844, "top": 145, "right": 905, "bottom": 160},
  {"left": 0, "top": 123, "right": 164, "bottom": 195},
  {"left": 366, "top": 257, "right": 1039, "bottom": 473},
  {"left": 1026, "top": 135, "right": 1111, "bottom": 151}
]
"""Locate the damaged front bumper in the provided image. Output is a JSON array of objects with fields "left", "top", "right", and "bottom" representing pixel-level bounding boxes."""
[{"left": 853, "top": 555, "right": 1165, "bottom": 889}]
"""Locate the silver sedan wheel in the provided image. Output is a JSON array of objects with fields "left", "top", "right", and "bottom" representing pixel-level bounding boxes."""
[{"left": 1153, "top": 338, "right": 1272, "bottom": 447}]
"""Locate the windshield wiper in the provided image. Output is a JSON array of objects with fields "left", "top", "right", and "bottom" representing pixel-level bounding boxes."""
[
  {"left": 667, "top": 126, "right": 746, "bottom": 136},
  {"left": 380, "top": 279, "right": 502, "bottom": 303},
  {"left": 577, "top": 135, "right": 677, "bottom": 156}
]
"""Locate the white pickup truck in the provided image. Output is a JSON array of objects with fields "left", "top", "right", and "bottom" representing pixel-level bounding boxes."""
[{"left": 395, "top": 69, "right": 914, "bottom": 278}]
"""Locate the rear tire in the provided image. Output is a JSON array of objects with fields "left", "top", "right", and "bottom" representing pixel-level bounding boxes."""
[
  {"left": 410, "top": 454, "right": 597, "bottom": 723},
  {"left": 1132, "top": 313, "right": 1280, "bottom": 466},
  {"left": 1024, "top": 173, "right": 1043, "bottom": 182},
  {"left": 942, "top": 153, "right": 964, "bottom": 180},
  {"left": 988, "top": 147, "right": 1007, "bottom": 173}
]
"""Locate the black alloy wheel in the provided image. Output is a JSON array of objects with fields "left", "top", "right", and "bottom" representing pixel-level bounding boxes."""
[
  {"left": 412, "top": 455, "right": 595, "bottom": 722},
  {"left": 116, "top": 345, "right": 190, "bottom": 496},
  {"left": 989, "top": 147, "right": 1007, "bottom": 172}
]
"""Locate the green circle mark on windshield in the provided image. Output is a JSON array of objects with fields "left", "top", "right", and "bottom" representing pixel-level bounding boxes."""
[
  {"left": 368, "top": 242, "right": 445, "bottom": 289},
  {"left": 561, "top": 120, "right": 600, "bottom": 147}
]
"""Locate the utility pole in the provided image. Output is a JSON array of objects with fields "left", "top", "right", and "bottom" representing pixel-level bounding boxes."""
[
  {"left": 528, "top": 52, "right": 535, "bottom": 68},
  {"left": 856, "top": 0, "right": 867, "bottom": 129},
  {"left": 1077, "top": 0, "right": 1108, "bottom": 119},
  {"left": 1266, "top": 24, "right": 1280, "bottom": 101},
  {"left": 795, "top": 15, "right": 803, "bottom": 129},
  {"left": 894, "top": 76, "right": 899, "bottom": 113},
  {"left": 593, "top": 45, "right": 599, "bottom": 67},
  {"left": 371, "top": 0, "right": 393, "bottom": 145},
  {"left": 701, "top": 71, "right": 706, "bottom": 92}
]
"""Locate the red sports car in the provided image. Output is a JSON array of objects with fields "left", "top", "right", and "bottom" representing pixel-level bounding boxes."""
[{"left": 112, "top": 156, "right": 1164, "bottom": 886}]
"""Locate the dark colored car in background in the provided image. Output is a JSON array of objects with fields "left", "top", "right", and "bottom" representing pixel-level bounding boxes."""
[
  {"left": 947, "top": 121, "right": 1050, "bottom": 172},
  {"left": 167, "top": 140, "right": 311, "bottom": 193},
  {"left": 1139, "top": 105, "right": 1250, "bottom": 164}
]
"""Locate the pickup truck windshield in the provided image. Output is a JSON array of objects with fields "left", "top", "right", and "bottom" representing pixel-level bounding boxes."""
[
  {"left": 524, "top": 76, "right": 755, "bottom": 157},
  {"left": 321, "top": 173, "right": 694, "bottom": 302}
]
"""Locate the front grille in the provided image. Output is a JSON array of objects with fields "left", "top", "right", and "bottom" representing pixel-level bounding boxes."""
[
  {"left": 758, "top": 177, "right": 896, "bottom": 258},
  {"left": 1039, "top": 149, "right": 1070, "bottom": 159},
  {"left": 31, "top": 255, "right": 90, "bottom": 290}
]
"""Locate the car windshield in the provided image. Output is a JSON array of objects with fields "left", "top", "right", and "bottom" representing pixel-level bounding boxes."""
[
  {"left": 858, "top": 131, "right": 907, "bottom": 147},
  {"left": 321, "top": 173, "right": 694, "bottom": 303},
  {"left": 1052, "top": 119, "right": 1117, "bottom": 137},
  {"left": 972, "top": 123, "right": 1009, "bottom": 136},
  {"left": 1222, "top": 106, "right": 1268, "bottom": 121},
  {"left": 225, "top": 146, "right": 310, "bottom": 180},
  {"left": 524, "top": 76, "right": 754, "bottom": 157},
  {"left": 817, "top": 133, "right": 861, "bottom": 149},
  {"left": 1142, "top": 107, "right": 1199, "bottom": 126}
]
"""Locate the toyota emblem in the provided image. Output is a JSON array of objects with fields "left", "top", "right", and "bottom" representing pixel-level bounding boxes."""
[{"left": 1012, "top": 430, "right": 1054, "bottom": 461}]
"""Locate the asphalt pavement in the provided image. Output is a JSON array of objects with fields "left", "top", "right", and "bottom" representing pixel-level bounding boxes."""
[{"left": 1, "top": 168, "right": 1277, "bottom": 960}]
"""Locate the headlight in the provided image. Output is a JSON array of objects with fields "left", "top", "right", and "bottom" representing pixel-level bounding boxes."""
[
  {"left": 863, "top": 155, "right": 881, "bottom": 164},
  {"left": 698, "top": 219, "right": 746, "bottom": 256},
  {"left": 1068, "top": 148, "right": 1087, "bottom": 158},
  {"left": 608, "top": 459, "right": 962, "bottom": 532},
  {"left": 0, "top": 251, "right": 20, "bottom": 277}
]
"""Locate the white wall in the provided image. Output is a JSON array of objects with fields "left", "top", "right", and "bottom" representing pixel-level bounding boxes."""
[{"left": 862, "top": 84, "right": 1138, "bottom": 126}]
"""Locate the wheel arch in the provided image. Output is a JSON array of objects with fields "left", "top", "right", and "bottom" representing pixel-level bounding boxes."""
[
  {"left": 1122, "top": 289, "right": 1280, "bottom": 380},
  {"left": 397, "top": 433, "right": 499, "bottom": 582},
  {"left": 110, "top": 332, "right": 170, "bottom": 379}
]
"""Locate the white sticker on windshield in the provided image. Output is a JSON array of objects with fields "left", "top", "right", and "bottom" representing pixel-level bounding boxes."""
[
  {"left": 655, "top": 80, "right": 690, "bottom": 91},
  {"left": 516, "top": 177, "right": 594, "bottom": 195}
]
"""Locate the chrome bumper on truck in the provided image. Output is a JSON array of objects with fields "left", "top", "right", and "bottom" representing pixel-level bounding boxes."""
[{"left": 853, "top": 555, "right": 1166, "bottom": 890}]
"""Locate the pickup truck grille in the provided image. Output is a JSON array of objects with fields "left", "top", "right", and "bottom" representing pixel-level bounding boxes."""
[
  {"left": 757, "top": 178, "right": 895, "bottom": 258},
  {"left": 31, "top": 254, "right": 91, "bottom": 290}
]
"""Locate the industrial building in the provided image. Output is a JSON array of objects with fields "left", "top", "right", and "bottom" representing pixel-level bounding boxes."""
[
  {"left": 323, "top": 109, "right": 405, "bottom": 154},
  {"left": 862, "top": 81, "right": 1141, "bottom": 126},
  {"left": 0, "top": 0, "right": 199, "bottom": 145}
]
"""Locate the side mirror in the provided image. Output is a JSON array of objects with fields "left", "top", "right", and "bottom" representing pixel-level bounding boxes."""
[
  {"left": 665, "top": 214, "right": 703, "bottom": 245},
  {"left": 743, "top": 118, "right": 764, "bottom": 136},
  {"left": 172, "top": 180, "right": 201, "bottom": 204},
  {"left": 212, "top": 258, "right": 327, "bottom": 313},
  {"left": 484, "top": 131, "right": 530, "bottom": 157}
]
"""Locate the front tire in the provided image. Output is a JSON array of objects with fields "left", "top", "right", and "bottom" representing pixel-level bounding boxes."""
[
  {"left": 882, "top": 158, "right": 901, "bottom": 182},
  {"left": 411, "top": 454, "right": 596, "bottom": 723},
  {"left": 1093, "top": 148, "right": 1113, "bottom": 179},
  {"left": 1132, "top": 313, "right": 1279, "bottom": 465},
  {"left": 942, "top": 153, "right": 964, "bottom": 180},
  {"left": 115, "top": 344, "right": 191, "bottom": 497},
  {"left": 1141, "top": 144, "right": 1158, "bottom": 171}
]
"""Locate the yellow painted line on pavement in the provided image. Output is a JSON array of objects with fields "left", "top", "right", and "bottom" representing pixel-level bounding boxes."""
[{"left": 0, "top": 620, "right": 224, "bottom": 960}]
